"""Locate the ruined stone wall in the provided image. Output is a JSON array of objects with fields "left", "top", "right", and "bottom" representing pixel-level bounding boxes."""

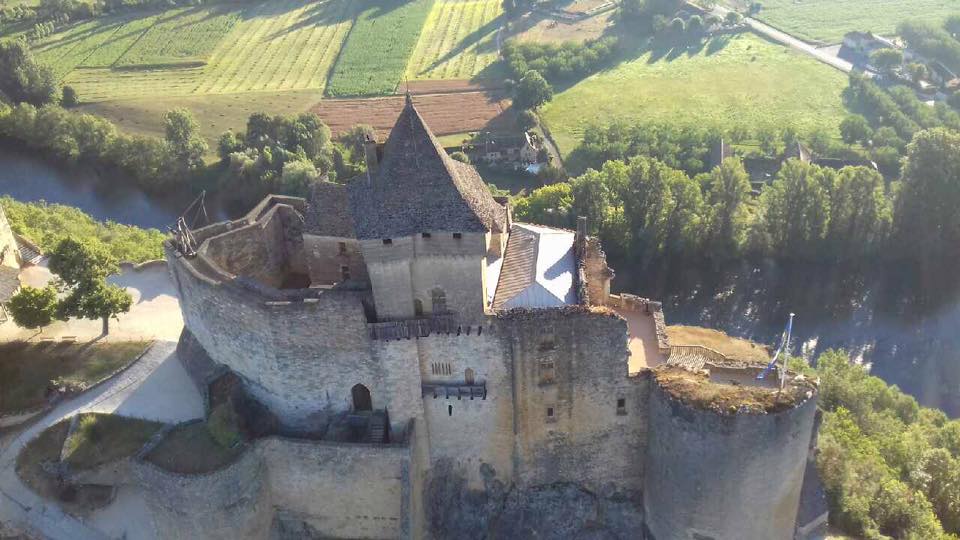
[
  {"left": 167, "top": 244, "right": 408, "bottom": 431},
  {"left": 133, "top": 447, "right": 273, "bottom": 540},
  {"left": 199, "top": 206, "right": 290, "bottom": 289},
  {"left": 643, "top": 381, "right": 818, "bottom": 540},
  {"left": 133, "top": 435, "right": 417, "bottom": 540},
  {"left": 583, "top": 237, "right": 611, "bottom": 306},
  {"left": 261, "top": 437, "right": 411, "bottom": 539},
  {"left": 0, "top": 206, "right": 20, "bottom": 271},
  {"left": 302, "top": 234, "right": 369, "bottom": 286},
  {"left": 361, "top": 232, "right": 488, "bottom": 321},
  {"left": 504, "top": 308, "right": 648, "bottom": 495}
]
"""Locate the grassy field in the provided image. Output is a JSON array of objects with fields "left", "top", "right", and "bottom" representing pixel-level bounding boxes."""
[
  {"left": 0, "top": 341, "right": 149, "bottom": 413},
  {"left": 405, "top": 0, "right": 503, "bottom": 81},
  {"left": 32, "top": 0, "right": 356, "bottom": 102},
  {"left": 540, "top": 33, "right": 850, "bottom": 156},
  {"left": 146, "top": 420, "right": 244, "bottom": 474},
  {"left": 728, "top": 0, "right": 958, "bottom": 43},
  {"left": 326, "top": 0, "right": 435, "bottom": 96},
  {"left": 63, "top": 413, "right": 163, "bottom": 470},
  {"left": 667, "top": 325, "right": 771, "bottom": 364}
]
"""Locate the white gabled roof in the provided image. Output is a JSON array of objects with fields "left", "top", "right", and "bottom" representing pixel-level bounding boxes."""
[{"left": 492, "top": 223, "right": 577, "bottom": 310}]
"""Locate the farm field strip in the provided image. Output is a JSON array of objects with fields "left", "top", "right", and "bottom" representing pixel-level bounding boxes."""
[
  {"left": 113, "top": 6, "right": 242, "bottom": 67},
  {"left": 36, "top": 0, "right": 356, "bottom": 101},
  {"left": 195, "top": 0, "right": 354, "bottom": 95},
  {"left": 405, "top": 0, "right": 503, "bottom": 81},
  {"left": 325, "top": 0, "right": 436, "bottom": 97},
  {"left": 78, "top": 15, "right": 163, "bottom": 68}
]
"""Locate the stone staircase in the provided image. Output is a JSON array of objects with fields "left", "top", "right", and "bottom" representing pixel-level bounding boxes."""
[
  {"left": 15, "top": 235, "right": 43, "bottom": 265},
  {"left": 369, "top": 412, "right": 387, "bottom": 444}
]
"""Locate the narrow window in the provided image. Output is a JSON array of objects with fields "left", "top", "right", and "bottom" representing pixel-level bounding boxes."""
[
  {"left": 338, "top": 241, "right": 347, "bottom": 255},
  {"left": 431, "top": 289, "right": 447, "bottom": 313},
  {"left": 382, "top": 238, "right": 392, "bottom": 245},
  {"left": 452, "top": 232, "right": 462, "bottom": 239},
  {"left": 540, "top": 360, "right": 555, "bottom": 384},
  {"left": 617, "top": 398, "right": 627, "bottom": 415},
  {"left": 546, "top": 406, "right": 555, "bottom": 422},
  {"left": 414, "top": 299, "right": 424, "bottom": 317},
  {"left": 465, "top": 368, "right": 475, "bottom": 385},
  {"left": 422, "top": 232, "right": 431, "bottom": 239},
  {"left": 448, "top": 405, "right": 453, "bottom": 417},
  {"left": 340, "top": 265, "right": 351, "bottom": 281}
]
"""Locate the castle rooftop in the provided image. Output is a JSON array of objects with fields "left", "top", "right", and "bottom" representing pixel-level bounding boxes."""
[
  {"left": 347, "top": 96, "right": 507, "bottom": 240},
  {"left": 492, "top": 223, "right": 577, "bottom": 310},
  {"left": 652, "top": 364, "right": 817, "bottom": 415}
]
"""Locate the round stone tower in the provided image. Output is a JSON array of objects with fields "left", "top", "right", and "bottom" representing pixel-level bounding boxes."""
[{"left": 643, "top": 365, "right": 818, "bottom": 540}]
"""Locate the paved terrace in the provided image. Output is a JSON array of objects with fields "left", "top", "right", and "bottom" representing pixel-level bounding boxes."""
[{"left": 608, "top": 295, "right": 669, "bottom": 372}]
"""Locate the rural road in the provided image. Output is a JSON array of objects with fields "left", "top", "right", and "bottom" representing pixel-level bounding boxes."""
[
  {"left": 0, "top": 341, "right": 203, "bottom": 540},
  {"left": 702, "top": 3, "right": 855, "bottom": 73}
]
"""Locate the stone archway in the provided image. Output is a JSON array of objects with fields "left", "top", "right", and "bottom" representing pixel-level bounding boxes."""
[{"left": 351, "top": 384, "right": 372, "bottom": 411}]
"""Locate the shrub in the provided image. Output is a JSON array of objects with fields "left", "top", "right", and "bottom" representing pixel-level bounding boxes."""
[{"left": 208, "top": 402, "right": 241, "bottom": 449}]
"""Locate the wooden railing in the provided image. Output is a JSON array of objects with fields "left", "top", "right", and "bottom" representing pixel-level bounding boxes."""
[
  {"left": 421, "top": 382, "right": 487, "bottom": 400},
  {"left": 368, "top": 315, "right": 474, "bottom": 341},
  {"left": 667, "top": 345, "right": 729, "bottom": 371}
]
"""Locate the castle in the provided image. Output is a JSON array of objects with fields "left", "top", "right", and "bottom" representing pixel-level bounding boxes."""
[{"left": 164, "top": 97, "right": 825, "bottom": 540}]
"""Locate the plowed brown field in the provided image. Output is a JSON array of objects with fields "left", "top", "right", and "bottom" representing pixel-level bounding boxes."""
[{"left": 311, "top": 91, "right": 515, "bottom": 137}]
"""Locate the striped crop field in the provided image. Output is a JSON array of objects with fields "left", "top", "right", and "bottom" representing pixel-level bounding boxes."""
[
  {"left": 192, "top": 0, "right": 357, "bottom": 95},
  {"left": 33, "top": 0, "right": 357, "bottom": 102},
  {"left": 405, "top": 0, "right": 503, "bottom": 81},
  {"left": 325, "top": 0, "right": 435, "bottom": 97},
  {"left": 113, "top": 6, "right": 242, "bottom": 68}
]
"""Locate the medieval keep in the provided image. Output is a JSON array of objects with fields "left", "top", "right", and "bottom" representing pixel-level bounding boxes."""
[{"left": 164, "top": 97, "right": 825, "bottom": 540}]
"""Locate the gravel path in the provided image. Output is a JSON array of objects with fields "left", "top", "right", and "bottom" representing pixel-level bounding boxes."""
[{"left": 0, "top": 341, "right": 202, "bottom": 539}]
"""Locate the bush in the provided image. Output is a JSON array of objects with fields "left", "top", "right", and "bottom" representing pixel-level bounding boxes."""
[
  {"left": 502, "top": 37, "right": 619, "bottom": 85},
  {"left": 60, "top": 85, "right": 78, "bottom": 107}
]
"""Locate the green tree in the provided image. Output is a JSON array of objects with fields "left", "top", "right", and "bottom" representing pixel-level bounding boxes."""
[
  {"left": 705, "top": 157, "right": 751, "bottom": 255},
  {"left": 512, "top": 182, "right": 573, "bottom": 227},
  {"left": 48, "top": 238, "right": 117, "bottom": 286},
  {"left": 61, "top": 85, "right": 78, "bottom": 107},
  {"left": 826, "top": 166, "right": 892, "bottom": 259},
  {"left": 7, "top": 284, "right": 58, "bottom": 331},
  {"left": 449, "top": 151, "right": 470, "bottom": 164},
  {"left": 278, "top": 160, "right": 318, "bottom": 196},
  {"left": 870, "top": 48, "right": 904, "bottom": 74},
  {"left": 164, "top": 108, "right": 208, "bottom": 172},
  {"left": 514, "top": 70, "right": 553, "bottom": 111},
  {"left": 840, "top": 114, "right": 874, "bottom": 145},
  {"left": 895, "top": 129, "right": 960, "bottom": 261},
  {"left": 47, "top": 238, "right": 130, "bottom": 335},
  {"left": 758, "top": 159, "right": 831, "bottom": 258}
]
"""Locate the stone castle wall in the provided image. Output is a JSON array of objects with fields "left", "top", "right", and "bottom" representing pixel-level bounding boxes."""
[
  {"left": 134, "top": 434, "right": 416, "bottom": 540},
  {"left": 503, "top": 308, "right": 649, "bottom": 495},
  {"left": 643, "top": 380, "right": 818, "bottom": 540},
  {"left": 303, "top": 234, "right": 369, "bottom": 286}
]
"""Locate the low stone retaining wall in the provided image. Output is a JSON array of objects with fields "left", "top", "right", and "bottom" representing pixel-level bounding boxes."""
[{"left": 0, "top": 407, "right": 47, "bottom": 429}]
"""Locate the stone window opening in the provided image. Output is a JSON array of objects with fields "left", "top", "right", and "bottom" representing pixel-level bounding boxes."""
[
  {"left": 414, "top": 299, "right": 424, "bottom": 317},
  {"left": 448, "top": 404, "right": 453, "bottom": 416},
  {"left": 452, "top": 232, "right": 462, "bottom": 239},
  {"left": 546, "top": 406, "right": 556, "bottom": 423},
  {"left": 382, "top": 238, "right": 392, "bottom": 245},
  {"left": 617, "top": 398, "right": 627, "bottom": 415},
  {"left": 465, "top": 368, "right": 475, "bottom": 385},
  {"left": 340, "top": 265, "right": 351, "bottom": 281},
  {"left": 337, "top": 241, "right": 347, "bottom": 255},
  {"left": 351, "top": 384, "right": 372, "bottom": 411},
  {"left": 431, "top": 289, "right": 447, "bottom": 313},
  {"left": 539, "top": 359, "right": 555, "bottom": 385},
  {"left": 422, "top": 232, "right": 431, "bottom": 239},
  {"left": 538, "top": 338, "right": 555, "bottom": 352}
]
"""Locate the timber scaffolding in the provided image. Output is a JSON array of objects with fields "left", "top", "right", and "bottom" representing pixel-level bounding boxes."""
[{"left": 367, "top": 314, "right": 485, "bottom": 341}]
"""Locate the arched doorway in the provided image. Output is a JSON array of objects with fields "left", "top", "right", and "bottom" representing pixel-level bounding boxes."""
[
  {"left": 431, "top": 288, "right": 447, "bottom": 313},
  {"left": 465, "top": 368, "right": 475, "bottom": 385},
  {"left": 351, "top": 384, "right": 372, "bottom": 411}
]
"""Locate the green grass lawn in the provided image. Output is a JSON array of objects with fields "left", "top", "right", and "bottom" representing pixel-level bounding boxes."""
[
  {"left": 0, "top": 341, "right": 150, "bottom": 413},
  {"left": 540, "top": 33, "right": 850, "bottom": 157},
  {"left": 728, "top": 0, "right": 958, "bottom": 44},
  {"left": 405, "top": 0, "right": 503, "bottom": 81},
  {"left": 113, "top": 6, "right": 241, "bottom": 68},
  {"left": 326, "top": 0, "right": 435, "bottom": 96},
  {"left": 145, "top": 420, "right": 244, "bottom": 474},
  {"left": 62, "top": 413, "right": 163, "bottom": 470}
]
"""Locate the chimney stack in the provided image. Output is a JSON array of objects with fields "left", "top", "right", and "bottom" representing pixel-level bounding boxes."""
[{"left": 364, "top": 133, "right": 380, "bottom": 184}]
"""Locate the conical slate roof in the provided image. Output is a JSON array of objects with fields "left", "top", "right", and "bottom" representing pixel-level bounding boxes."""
[{"left": 348, "top": 96, "right": 507, "bottom": 240}]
